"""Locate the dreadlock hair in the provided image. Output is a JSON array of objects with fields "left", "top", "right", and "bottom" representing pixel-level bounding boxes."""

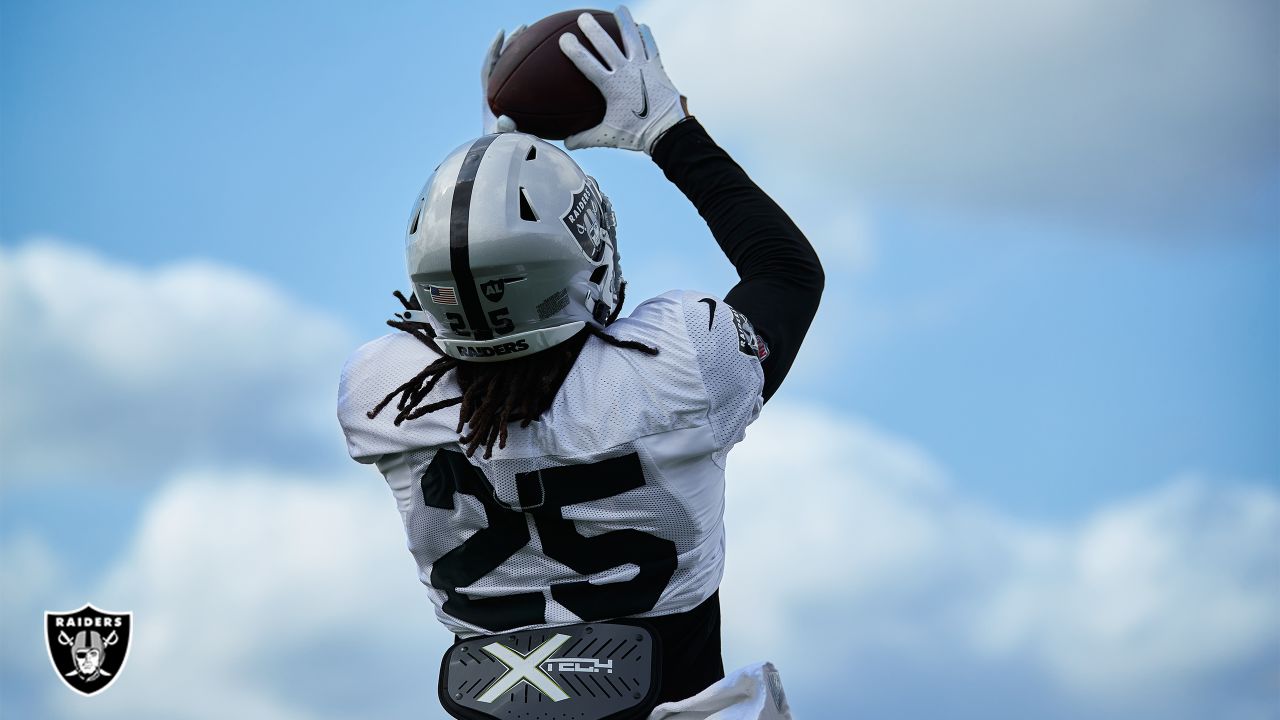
[{"left": 367, "top": 284, "right": 658, "bottom": 459}]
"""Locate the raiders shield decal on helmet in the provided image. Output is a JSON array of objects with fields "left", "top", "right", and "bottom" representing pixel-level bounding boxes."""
[
  {"left": 45, "top": 604, "right": 132, "bottom": 696},
  {"left": 562, "top": 181, "right": 606, "bottom": 261}
]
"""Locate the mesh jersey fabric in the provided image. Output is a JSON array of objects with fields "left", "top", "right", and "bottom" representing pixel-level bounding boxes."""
[{"left": 338, "top": 289, "right": 764, "bottom": 636}]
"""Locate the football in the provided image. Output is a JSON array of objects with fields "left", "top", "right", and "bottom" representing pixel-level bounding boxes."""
[{"left": 486, "top": 9, "right": 623, "bottom": 140}]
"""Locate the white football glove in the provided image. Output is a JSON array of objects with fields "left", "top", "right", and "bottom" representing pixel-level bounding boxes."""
[
  {"left": 481, "top": 26, "right": 523, "bottom": 134},
  {"left": 558, "top": 6, "right": 687, "bottom": 154}
]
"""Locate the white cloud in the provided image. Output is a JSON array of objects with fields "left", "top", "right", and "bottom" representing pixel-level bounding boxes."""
[
  {"left": 1, "top": 242, "right": 1272, "bottom": 717},
  {"left": 41, "top": 470, "right": 455, "bottom": 720},
  {"left": 0, "top": 406, "right": 1266, "bottom": 719},
  {"left": 993, "top": 478, "right": 1280, "bottom": 696},
  {"left": 0, "top": 241, "right": 353, "bottom": 484},
  {"left": 637, "top": 0, "right": 1279, "bottom": 238},
  {"left": 721, "top": 405, "right": 1280, "bottom": 719},
  {"left": 0, "top": 533, "right": 66, "bottom": 687}
]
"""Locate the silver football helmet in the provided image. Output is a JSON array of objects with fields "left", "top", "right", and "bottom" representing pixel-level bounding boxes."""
[{"left": 402, "top": 133, "right": 623, "bottom": 362}]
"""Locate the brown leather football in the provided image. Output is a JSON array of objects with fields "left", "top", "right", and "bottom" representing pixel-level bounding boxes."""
[{"left": 486, "top": 9, "right": 623, "bottom": 140}]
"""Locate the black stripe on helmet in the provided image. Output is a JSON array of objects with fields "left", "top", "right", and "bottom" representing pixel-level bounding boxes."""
[{"left": 449, "top": 134, "right": 500, "bottom": 341}]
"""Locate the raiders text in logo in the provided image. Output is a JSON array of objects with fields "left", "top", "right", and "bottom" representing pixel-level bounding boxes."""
[{"left": 45, "top": 604, "right": 133, "bottom": 696}]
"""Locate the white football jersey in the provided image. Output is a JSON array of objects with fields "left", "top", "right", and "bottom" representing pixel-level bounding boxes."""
[{"left": 338, "top": 290, "right": 764, "bottom": 637}]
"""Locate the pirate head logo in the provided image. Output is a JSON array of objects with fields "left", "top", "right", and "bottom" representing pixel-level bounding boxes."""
[
  {"left": 45, "top": 604, "right": 132, "bottom": 696},
  {"left": 562, "top": 178, "right": 616, "bottom": 262}
]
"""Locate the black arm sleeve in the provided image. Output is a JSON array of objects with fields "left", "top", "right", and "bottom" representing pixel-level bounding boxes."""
[{"left": 651, "top": 118, "right": 825, "bottom": 402}]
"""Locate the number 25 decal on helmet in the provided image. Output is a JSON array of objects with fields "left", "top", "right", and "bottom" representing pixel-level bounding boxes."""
[{"left": 402, "top": 133, "right": 623, "bottom": 362}]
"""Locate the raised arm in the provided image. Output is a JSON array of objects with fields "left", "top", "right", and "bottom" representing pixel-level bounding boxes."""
[
  {"left": 650, "top": 119, "right": 823, "bottom": 401},
  {"left": 558, "top": 6, "right": 824, "bottom": 400}
]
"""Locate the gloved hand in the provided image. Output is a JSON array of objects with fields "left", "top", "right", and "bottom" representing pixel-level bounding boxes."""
[
  {"left": 558, "top": 6, "right": 687, "bottom": 154},
  {"left": 481, "top": 26, "right": 523, "bottom": 134}
]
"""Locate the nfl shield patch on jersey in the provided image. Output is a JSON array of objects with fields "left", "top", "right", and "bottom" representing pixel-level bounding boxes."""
[{"left": 730, "top": 307, "right": 760, "bottom": 358}]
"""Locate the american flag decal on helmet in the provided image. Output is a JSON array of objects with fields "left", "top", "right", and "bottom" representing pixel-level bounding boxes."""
[{"left": 429, "top": 285, "right": 459, "bottom": 305}]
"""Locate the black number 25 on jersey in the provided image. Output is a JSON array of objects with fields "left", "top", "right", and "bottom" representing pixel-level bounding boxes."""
[{"left": 422, "top": 451, "right": 678, "bottom": 633}]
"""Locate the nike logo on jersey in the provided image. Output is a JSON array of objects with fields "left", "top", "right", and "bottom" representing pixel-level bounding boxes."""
[
  {"left": 698, "top": 297, "right": 717, "bottom": 330},
  {"left": 633, "top": 71, "right": 650, "bottom": 119}
]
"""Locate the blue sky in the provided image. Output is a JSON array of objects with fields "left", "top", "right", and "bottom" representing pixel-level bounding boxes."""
[{"left": 2, "top": 1, "right": 1277, "bottom": 719}]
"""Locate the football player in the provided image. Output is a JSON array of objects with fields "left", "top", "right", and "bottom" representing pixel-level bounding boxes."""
[{"left": 337, "top": 5, "right": 822, "bottom": 717}]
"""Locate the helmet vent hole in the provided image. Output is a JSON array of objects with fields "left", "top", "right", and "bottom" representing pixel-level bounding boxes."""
[
  {"left": 525, "top": 146, "right": 537, "bottom": 161},
  {"left": 589, "top": 264, "right": 608, "bottom": 284},
  {"left": 519, "top": 187, "right": 538, "bottom": 221}
]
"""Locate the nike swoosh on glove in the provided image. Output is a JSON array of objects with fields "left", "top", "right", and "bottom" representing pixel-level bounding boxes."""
[
  {"left": 558, "top": 5, "right": 687, "bottom": 154},
  {"left": 481, "top": 25, "right": 522, "bottom": 134}
]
